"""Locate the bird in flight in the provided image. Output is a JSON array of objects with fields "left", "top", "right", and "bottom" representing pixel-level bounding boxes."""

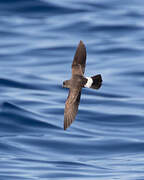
[{"left": 63, "top": 40, "right": 102, "bottom": 130}]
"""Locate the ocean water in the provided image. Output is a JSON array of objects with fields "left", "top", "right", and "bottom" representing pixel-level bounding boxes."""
[{"left": 0, "top": 0, "right": 144, "bottom": 179}]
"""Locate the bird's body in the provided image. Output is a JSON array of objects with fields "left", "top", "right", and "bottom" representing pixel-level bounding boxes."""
[
  {"left": 63, "top": 40, "right": 102, "bottom": 130},
  {"left": 63, "top": 75, "right": 87, "bottom": 89}
]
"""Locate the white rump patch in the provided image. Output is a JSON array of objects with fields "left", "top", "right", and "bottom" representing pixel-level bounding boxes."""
[{"left": 84, "top": 77, "right": 93, "bottom": 88}]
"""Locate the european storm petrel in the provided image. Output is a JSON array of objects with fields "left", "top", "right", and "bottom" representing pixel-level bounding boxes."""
[{"left": 63, "top": 40, "right": 102, "bottom": 130}]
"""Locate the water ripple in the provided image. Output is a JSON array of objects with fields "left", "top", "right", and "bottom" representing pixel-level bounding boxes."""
[{"left": 0, "top": 0, "right": 144, "bottom": 179}]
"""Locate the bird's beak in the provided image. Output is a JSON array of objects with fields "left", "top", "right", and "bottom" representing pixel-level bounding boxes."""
[{"left": 62, "top": 84, "right": 65, "bottom": 88}]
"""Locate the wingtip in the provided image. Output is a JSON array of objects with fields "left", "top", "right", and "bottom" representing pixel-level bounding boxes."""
[
  {"left": 78, "top": 40, "right": 86, "bottom": 50},
  {"left": 64, "top": 122, "right": 67, "bottom": 130},
  {"left": 79, "top": 40, "right": 84, "bottom": 45}
]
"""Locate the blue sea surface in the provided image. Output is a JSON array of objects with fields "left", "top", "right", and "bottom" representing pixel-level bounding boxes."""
[{"left": 0, "top": 0, "right": 144, "bottom": 179}]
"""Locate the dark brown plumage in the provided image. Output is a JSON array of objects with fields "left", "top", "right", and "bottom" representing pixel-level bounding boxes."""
[
  {"left": 72, "top": 40, "right": 86, "bottom": 75},
  {"left": 63, "top": 40, "right": 102, "bottom": 130}
]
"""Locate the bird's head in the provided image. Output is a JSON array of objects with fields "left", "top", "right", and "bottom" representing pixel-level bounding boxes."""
[{"left": 63, "top": 80, "right": 71, "bottom": 88}]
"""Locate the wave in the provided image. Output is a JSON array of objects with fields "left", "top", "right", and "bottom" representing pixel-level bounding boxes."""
[
  {"left": 0, "top": 102, "right": 59, "bottom": 134},
  {"left": 0, "top": 0, "right": 86, "bottom": 16}
]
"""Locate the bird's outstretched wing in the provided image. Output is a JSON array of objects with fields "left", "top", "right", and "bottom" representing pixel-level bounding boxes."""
[
  {"left": 64, "top": 88, "right": 81, "bottom": 130},
  {"left": 72, "top": 40, "right": 86, "bottom": 75}
]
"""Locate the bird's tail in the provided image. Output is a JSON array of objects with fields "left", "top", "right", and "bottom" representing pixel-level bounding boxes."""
[
  {"left": 84, "top": 74, "right": 102, "bottom": 89},
  {"left": 90, "top": 74, "right": 102, "bottom": 89}
]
